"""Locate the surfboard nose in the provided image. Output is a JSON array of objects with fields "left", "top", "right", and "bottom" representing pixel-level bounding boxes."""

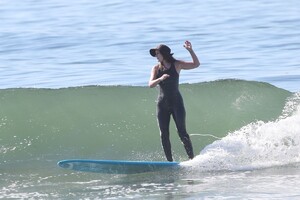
[{"left": 58, "top": 161, "right": 71, "bottom": 169}]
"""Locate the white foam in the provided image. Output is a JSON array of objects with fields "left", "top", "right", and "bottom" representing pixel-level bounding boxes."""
[{"left": 182, "top": 93, "right": 300, "bottom": 171}]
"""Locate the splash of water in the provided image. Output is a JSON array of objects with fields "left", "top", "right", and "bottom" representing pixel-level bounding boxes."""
[{"left": 182, "top": 92, "right": 300, "bottom": 171}]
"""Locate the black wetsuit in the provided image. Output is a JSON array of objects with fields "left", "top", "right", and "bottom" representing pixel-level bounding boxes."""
[{"left": 156, "top": 62, "right": 194, "bottom": 161}]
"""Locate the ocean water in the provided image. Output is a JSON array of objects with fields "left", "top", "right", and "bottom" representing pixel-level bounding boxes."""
[{"left": 1, "top": 0, "right": 300, "bottom": 199}]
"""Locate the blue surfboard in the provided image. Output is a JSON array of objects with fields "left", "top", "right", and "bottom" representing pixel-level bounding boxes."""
[{"left": 57, "top": 159, "right": 180, "bottom": 174}]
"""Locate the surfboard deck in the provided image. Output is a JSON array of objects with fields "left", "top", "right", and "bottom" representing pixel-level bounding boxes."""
[{"left": 57, "top": 159, "right": 180, "bottom": 174}]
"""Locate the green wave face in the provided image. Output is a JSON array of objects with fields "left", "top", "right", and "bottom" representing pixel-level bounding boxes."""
[{"left": 0, "top": 80, "right": 292, "bottom": 167}]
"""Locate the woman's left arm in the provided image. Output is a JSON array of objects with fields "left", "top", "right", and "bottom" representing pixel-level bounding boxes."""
[{"left": 178, "top": 41, "right": 200, "bottom": 70}]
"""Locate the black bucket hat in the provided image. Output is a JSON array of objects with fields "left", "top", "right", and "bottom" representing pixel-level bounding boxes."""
[{"left": 149, "top": 44, "right": 172, "bottom": 57}]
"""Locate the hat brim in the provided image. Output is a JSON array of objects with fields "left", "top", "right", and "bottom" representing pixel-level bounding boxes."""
[{"left": 149, "top": 49, "right": 156, "bottom": 57}]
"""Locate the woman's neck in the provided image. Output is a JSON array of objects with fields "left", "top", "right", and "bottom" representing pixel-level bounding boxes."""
[{"left": 161, "top": 61, "right": 171, "bottom": 70}]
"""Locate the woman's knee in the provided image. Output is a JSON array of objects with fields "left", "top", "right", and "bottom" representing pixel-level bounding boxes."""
[{"left": 178, "top": 131, "right": 190, "bottom": 142}]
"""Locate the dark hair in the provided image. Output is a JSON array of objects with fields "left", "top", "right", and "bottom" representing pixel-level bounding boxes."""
[{"left": 160, "top": 50, "right": 176, "bottom": 63}]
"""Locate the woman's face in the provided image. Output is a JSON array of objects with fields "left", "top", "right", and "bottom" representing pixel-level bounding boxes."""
[{"left": 155, "top": 50, "right": 164, "bottom": 62}]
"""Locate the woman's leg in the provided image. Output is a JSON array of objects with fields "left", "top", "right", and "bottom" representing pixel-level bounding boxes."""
[
  {"left": 172, "top": 99, "right": 194, "bottom": 160},
  {"left": 157, "top": 103, "right": 173, "bottom": 161}
]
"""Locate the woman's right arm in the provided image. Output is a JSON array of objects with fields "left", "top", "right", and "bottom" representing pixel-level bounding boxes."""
[
  {"left": 148, "top": 65, "right": 169, "bottom": 88},
  {"left": 148, "top": 65, "right": 161, "bottom": 88}
]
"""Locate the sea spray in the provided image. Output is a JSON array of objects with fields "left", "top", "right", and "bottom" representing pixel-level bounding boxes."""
[{"left": 182, "top": 92, "right": 300, "bottom": 171}]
